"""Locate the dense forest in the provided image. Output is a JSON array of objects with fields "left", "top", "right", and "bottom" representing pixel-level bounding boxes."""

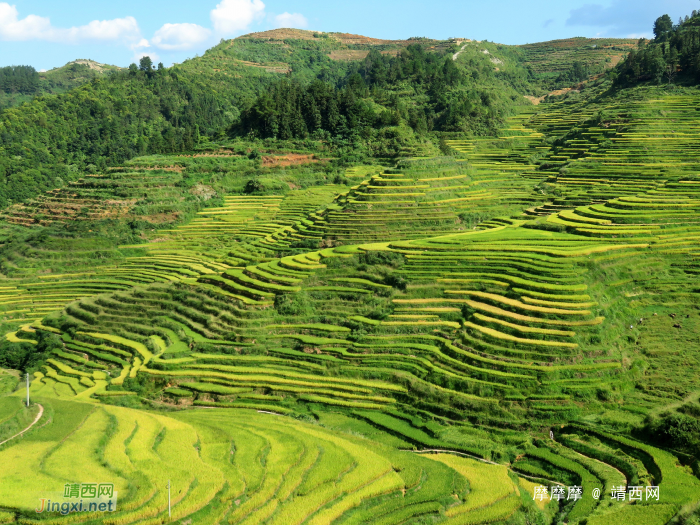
[
  {"left": 614, "top": 9, "right": 700, "bottom": 85},
  {"left": 0, "top": 61, "right": 126, "bottom": 111},
  {"left": 0, "top": 66, "right": 40, "bottom": 94},
  {"left": 0, "top": 59, "right": 247, "bottom": 208},
  {"left": 554, "top": 61, "right": 597, "bottom": 85},
  {"left": 236, "top": 44, "right": 518, "bottom": 143}
]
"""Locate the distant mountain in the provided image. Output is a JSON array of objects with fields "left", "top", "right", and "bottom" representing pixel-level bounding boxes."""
[
  {"left": 181, "top": 29, "right": 635, "bottom": 92},
  {"left": 0, "top": 29, "right": 641, "bottom": 210},
  {"left": 41, "top": 59, "right": 122, "bottom": 86},
  {"left": 0, "top": 59, "right": 122, "bottom": 111}
]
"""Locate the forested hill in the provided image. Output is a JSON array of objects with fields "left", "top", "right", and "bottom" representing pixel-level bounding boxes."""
[
  {"left": 233, "top": 42, "right": 527, "bottom": 153},
  {"left": 0, "top": 60, "right": 122, "bottom": 111},
  {"left": 0, "top": 65, "right": 245, "bottom": 208},
  {"left": 0, "top": 33, "right": 519, "bottom": 209},
  {"left": 0, "top": 29, "right": 634, "bottom": 210}
]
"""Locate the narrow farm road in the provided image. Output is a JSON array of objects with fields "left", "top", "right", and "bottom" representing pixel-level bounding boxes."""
[
  {"left": 0, "top": 403, "right": 44, "bottom": 447},
  {"left": 452, "top": 42, "right": 469, "bottom": 61}
]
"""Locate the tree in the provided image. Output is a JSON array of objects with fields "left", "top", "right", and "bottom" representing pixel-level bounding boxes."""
[
  {"left": 653, "top": 14, "right": 673, "bottom": 41},
  {"left": 570, "top": 61, "right": 589, "bottom": 82},
  {"left": 665, "top": 47, "right": 679, "bottom": 84},
  {"left": 647, "top": 47, "right": 666, "bottom": 84},
  {"left": 139, "top": 56, "right": 153, "bottom": 73}
]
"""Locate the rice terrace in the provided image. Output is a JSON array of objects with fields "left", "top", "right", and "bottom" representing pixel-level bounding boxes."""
[{"left": 0, "top": 3, "right": 700, "bottom": 525}]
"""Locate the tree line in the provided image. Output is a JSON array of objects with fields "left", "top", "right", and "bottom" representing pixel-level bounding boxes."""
[
  {"left": 614, "top": 11, "right": 700, "bottom": 85},
  {"left": 0, "top": 66, "right": 40, "bottom": 94},
  {"left": 235, "top": 44, "right": 515, "bottom": 142},
  {"left": 0, "top": 57, "right": 240, "bottom": 208}
]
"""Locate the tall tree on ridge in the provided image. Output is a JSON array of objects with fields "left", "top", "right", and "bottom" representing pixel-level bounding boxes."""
[{"left": 653, "top": 14, "right": 673, "bottom": 42}]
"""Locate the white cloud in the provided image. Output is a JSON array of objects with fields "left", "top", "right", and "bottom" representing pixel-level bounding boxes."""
[
  {"left": 210, "top": 0, "right": 265, "bottom": 36},
  {"left": 0, "top": 3, "right": 52, "bottom": 40},
  {"left": 0, "top": 3, "right": 141, "bottom": 44},
  {"left": 151, "top": 23, "right": 211, "bottom": 50},
  {"left": 63, "top": 17, "right": 141, "bottom": 43},
  {"left": 273, "top": 12, "right": 307, "bottom": 29}
]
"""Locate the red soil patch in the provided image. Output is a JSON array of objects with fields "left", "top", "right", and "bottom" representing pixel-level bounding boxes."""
[
  {"left": 239, "top": 28, "right": 321, "bottom": 41},
  {"left": 526, "top": 86, "right": 581, "bottom": 105},
  {"left": 329, "top": 49, "right": 402, "bottom": 61},
  {"left": 262, "top": 154, "right": 326, "bottom": 167},
  {"left": 238, "top": 28, "right": 427, "bottom": 47},
  {"left": 329, "top": 50, "right": 370, "bottom": 61},
  {"left": 332, "top": 33, "right": 396, "bottom": 45},
  {"left": 136, "top": 212, "right": 181, "bottom": 224},
  {"left": 116, "top": 165, "right": 184, "bottom": 172}
]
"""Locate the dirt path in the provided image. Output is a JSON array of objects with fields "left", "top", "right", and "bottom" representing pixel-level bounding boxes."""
[
  {"left": 525, "top": 87, "right": 577, "bottom": 105},
  {"left": 415, "top": 448, "right": 502, "bottom": 465},
  {"left": 649, "top": 389, "right": 700, "bottom": 418},
  {"left": 257, "top": 410, "right": 283, "bottom": 416},
  {"left": 0, "top": 403, "right": 44, "bottom": 447},
  {"left": 452, "top": 43, "right": 469, "bottom": 61}
]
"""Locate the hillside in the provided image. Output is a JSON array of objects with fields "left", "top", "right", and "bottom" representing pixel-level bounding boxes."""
[
  {"left": 0, "top": 60, "right": 122, "bottom": 111},
  {"left": 0, "top": 29, "right": 640, "bottom": 212},
  {"left": 1, "top": 11, "right": 700, "bottom": 524},
  {"left": 0, "top": 74, "right": 699, "bottom": 524},
  {"left": 187, "top": 29, "right": 636, "bottom": 93},
  {"left": 516, "top": 37, "right": 636, "bottom": 86}
]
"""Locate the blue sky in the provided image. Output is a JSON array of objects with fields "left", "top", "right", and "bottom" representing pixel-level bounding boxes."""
[{"left": 0, "top": 0, "right": 697, "bottom": 70}]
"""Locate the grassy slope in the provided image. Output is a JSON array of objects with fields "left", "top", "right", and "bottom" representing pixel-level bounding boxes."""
[{"left": 0, "top": 50, "right": 699, "bottom": 525}]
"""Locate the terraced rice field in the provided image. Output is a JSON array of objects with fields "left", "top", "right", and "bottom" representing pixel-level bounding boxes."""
[
  {"left": 517, "top": 37, "right": 637, "bottom": 80},
  {"left": 2, "top": 85, "right": 700, "bottom": 524}
]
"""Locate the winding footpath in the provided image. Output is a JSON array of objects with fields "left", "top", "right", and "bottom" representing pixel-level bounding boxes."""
[
  {"left": 452, "top": 42, "right": 470, "bottom": 61},
  {"left": 0, "top": 403, "right": 43, "bottom": 447}
]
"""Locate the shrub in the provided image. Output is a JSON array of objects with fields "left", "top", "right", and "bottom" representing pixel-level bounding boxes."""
[
  {"left": 646, "top": 413, "right": 700, "bottom": 453},
  {"left": 458, "top": 211, "right": 488, "bottom": 229},
  {"left": 244, "top": 177, "right": 264, "bottom": 193},
  {"left": 324, "top": 255, "right": 359, "bottom": 269},
  {"left": 360, "top": 251, "right": 406, "bottom": 268},
  {"left": 0, "top": 340, "right": 47, "bottom": 372},
  {"left": 274, "top": 292, "right": 316, "bottom": 316}
]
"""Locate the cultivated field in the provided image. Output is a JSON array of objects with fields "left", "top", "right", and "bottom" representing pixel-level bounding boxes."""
[{"left": 1, "top": 84, "right": 700, "bottom": 524}]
